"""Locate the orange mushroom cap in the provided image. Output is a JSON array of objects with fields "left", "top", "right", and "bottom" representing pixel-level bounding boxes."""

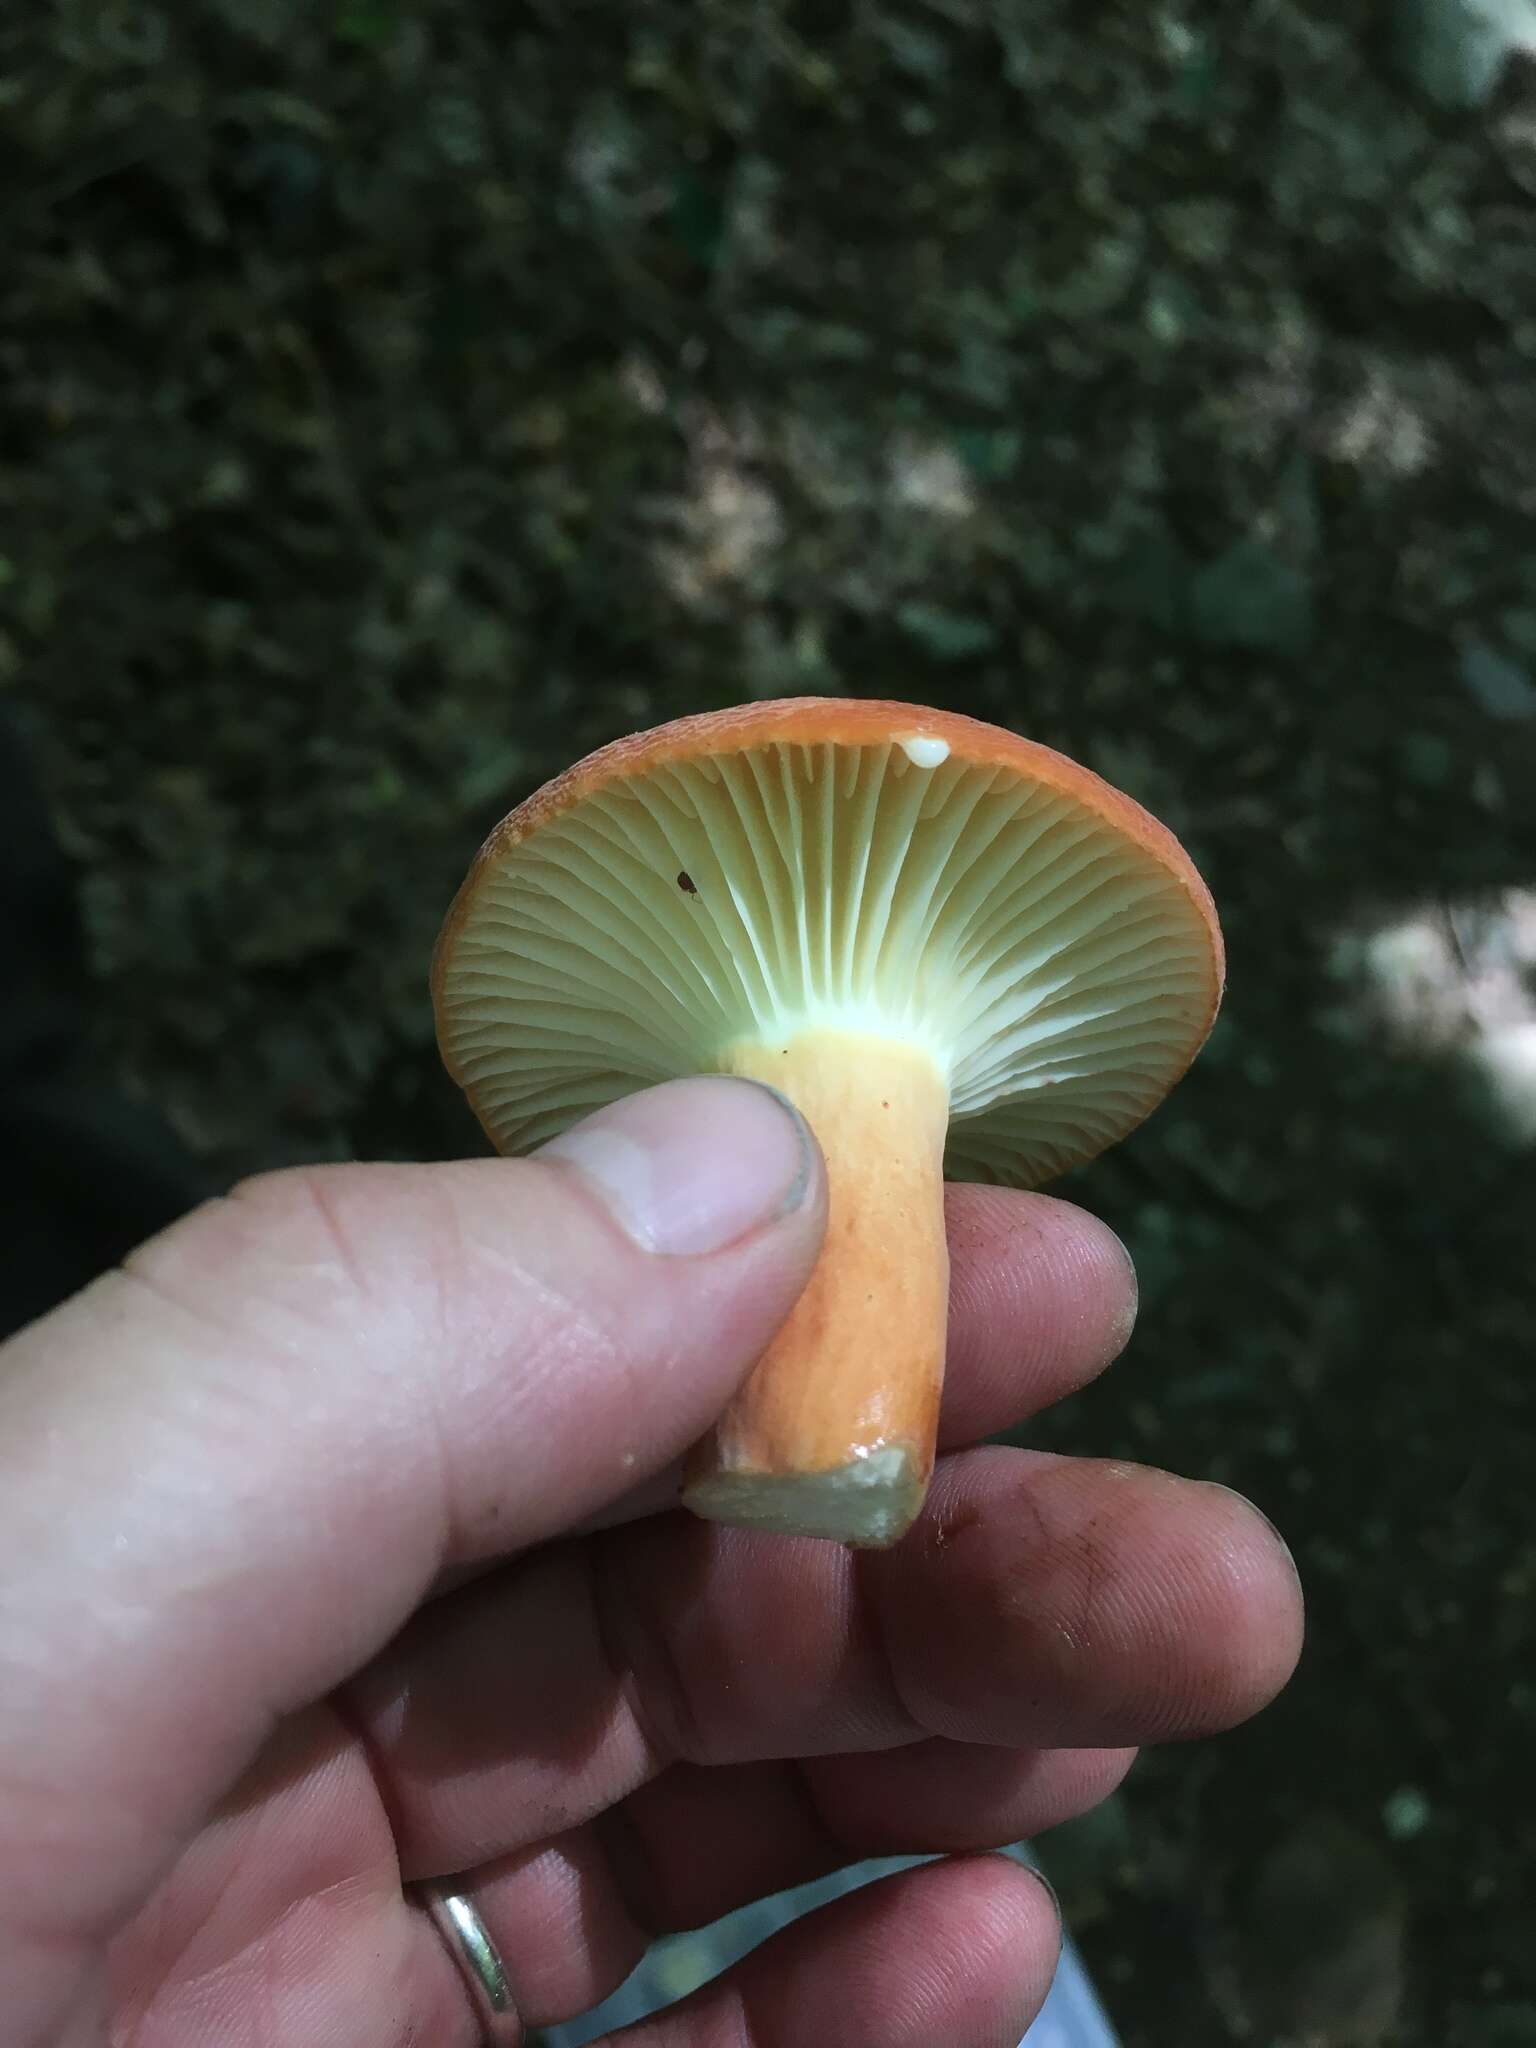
[{"left": 433, "top": 696, "right": 1223, "bottom": 1190}]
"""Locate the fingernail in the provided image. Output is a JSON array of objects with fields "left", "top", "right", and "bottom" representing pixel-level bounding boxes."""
[
  {"left": 1014, "top": 1855, "right": 1063, "bottom": 1929},
  {"left": 1105, "top": 1225, "right": 1138, "bottom": 1358},
  {"left": 1202, "top": 1482, "right": 1302, "bottom": 1582},
  {"left": 540, "top": 1077, "right": 815, "bottom": 1257}
]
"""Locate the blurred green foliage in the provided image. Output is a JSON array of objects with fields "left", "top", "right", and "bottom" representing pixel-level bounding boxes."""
[{"left": 4, "top": 3, "right": 1535, "bottom": 2040}]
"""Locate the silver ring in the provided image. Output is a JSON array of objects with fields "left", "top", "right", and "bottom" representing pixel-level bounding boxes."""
[{"left": 417, "top": 1882, "right": 522, "bottom": 2046}]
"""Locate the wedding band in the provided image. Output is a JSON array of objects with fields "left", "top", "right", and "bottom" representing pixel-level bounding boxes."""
[{"left": 417, "top": 1883, "right": 522, "bottom": 2045}]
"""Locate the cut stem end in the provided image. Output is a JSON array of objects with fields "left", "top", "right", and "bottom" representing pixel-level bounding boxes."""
[{"left": 685, "top": 1444, "right": 925, "bottom": 1549}]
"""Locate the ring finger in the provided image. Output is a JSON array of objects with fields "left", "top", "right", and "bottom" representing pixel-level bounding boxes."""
[
  {"left": 420, "top": 1847, "right": 1062, "bottom": 2047},
  {"left": 412, "top": 1740, "right": 1130, "bottom": 2030}
]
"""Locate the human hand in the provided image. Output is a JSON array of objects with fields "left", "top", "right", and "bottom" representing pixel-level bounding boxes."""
[{"left": 0, "top": 1078, "right": 1302, "bottom": 2048}]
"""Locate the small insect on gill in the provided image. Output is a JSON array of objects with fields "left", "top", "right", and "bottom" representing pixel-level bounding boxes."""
[{"left": 677, "top": 871, "right": 698, "bottom": 894}]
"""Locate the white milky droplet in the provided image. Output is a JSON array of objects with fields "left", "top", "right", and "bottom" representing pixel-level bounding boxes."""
[{"left": 899, "top": 735, "right": 950, "bottom": 768}]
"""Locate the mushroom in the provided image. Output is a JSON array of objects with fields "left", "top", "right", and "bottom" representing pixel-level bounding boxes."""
[{"left": 433, "top": 698, "right": 1223, "bottom": 1547}]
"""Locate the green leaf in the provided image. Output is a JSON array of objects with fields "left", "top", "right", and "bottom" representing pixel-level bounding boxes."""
[
  {"left": 1107, "top": 528, "right": 1194, "bottom": 633},
  {"left": 1460, "top": 640, "right": 1536, "bottom": 720},
  {"left": 895, "top": 603, "right": 998, "bottom": 660},
  {"left": 670, "top": 169, "right": 727, "bottom": 269},
  {"left": 1394, "top": 0, "right": 1518, "bottom": 109},
  {"left": 334, "top": 0, "right": 398, "bottom": 47},
  {"left": 1190, "top": 539, "right": 1315, "bottom": 657},
  {"left": 1169, "top": 33, "right": 1221, "bottom": 120},
  {"left": 1400, "top": 731, "right": 1453, "bottom": 785},
  {"left": 952, "top": 426, "right": 1021, "bottom": 481}
]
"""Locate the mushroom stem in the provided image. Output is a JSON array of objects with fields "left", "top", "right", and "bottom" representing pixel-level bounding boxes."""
[{"left": 682, "top": 1029, "right": 951, "bottom": 1547}]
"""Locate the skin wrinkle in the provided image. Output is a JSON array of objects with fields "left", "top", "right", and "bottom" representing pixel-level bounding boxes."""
[
  {"left": 0, "top": 1436, "right": 312, "bottom": 1966},
  {"left": 461, "top": 1166, "right": 724, "bottom": 1486},
  {"left": 417, "top": 1185, "right": 642, "bottom": 1563},
  {"left": 266, "top": 1169, "right": 375, "bottom": 1307},
  {"left": 115, "top": 1206, "right": 262, "bottom": 1353},
  {"left": 536, "top": 1556, "right": 659, "bottom": 1854},
  {"left": 721, "top": 1980, "right": 756, "bottom": 2048},
  {"left": 981, "top": 1465, "right": 1061, "bottom": 1649},
  {"left": 109, "top": 1200, "right": 455, "bottom": 1673},
  {"left": 591, "top": 1530, "right": 712, "bottom": 1775},
  {"left": 362, "top": 1578, "right": 617, "bottom": 1874},
  {"left": 588, "top": 1799, "right": 676, "bottom": 1946},
  {"left": 117, "top": 1869, "right": 391, "bottom": 2048},
  {"left": 788, "top": 1752, "right": 876, "bottom": 1867},
  {"left": 733, "top": 1534, "right": 898, "bottom": 1762},
  {"left": 118, "top": 1705, "right": 431, "bottom": 2037},
  {"left": 613, "top": 1759, "right": 848, "bottom": 1938},
  {"left": 51, "top": 1980, "right": 108, "bottom": 2048},
  {"left": 801, "top": 1743, "right": 1138, "bottom": 1863},
  {"left": 411, "top": 1320, "right": 471, "bottom": 1593},
  {"left": 446, "top": 1222, "right": 619, "bottom": 1416},
  {"left": 1, "top": 1781, "right": 214, "bottom": 2048},
  {"left": 851, "top": 1549, "right": 932, "bottom": 1750},
  {"left": 1065, "top": 1494, "right": 1109, "bottom": 1661},
  {"left": 327, "top": 1684, "right": 413, "bottom": 1896},
  {"left": 115, "top": 1809, "right": 289, "bottom": 2042},
  {"left": 406, "top": 1223, "right": 606, "bottom": 1566},
  {"left": 127, "top": 1174, "right": 422, "bottom": 1373},
  {"left": 120, "top": 1744, "right": 360, "bottom": 2031}
]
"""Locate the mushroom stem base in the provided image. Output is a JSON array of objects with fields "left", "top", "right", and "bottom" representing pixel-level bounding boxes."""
[{"left": 683, "top": 1030, "right": 950, "bottom": 1548}]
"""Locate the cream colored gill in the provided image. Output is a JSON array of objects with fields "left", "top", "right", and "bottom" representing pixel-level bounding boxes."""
[{"left": 440, "top": 737, "right": 1213, "bottom": 1183}]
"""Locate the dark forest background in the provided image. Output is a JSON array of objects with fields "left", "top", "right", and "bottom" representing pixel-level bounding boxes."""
[{"left": 4, "top": 4, "right": 1535, "bottom": 2041}]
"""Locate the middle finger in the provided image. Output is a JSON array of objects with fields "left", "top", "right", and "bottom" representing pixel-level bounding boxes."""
[{"left": 347, "top": 1445, "right": 1300, "bottom": 1880}]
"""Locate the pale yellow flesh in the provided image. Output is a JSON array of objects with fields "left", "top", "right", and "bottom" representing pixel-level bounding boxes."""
[{"left": 682, "top": 1031, "right": 950, "bottom": 1547}]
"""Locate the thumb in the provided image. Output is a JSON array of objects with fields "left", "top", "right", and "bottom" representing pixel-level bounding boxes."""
[{"left": 0, "top": 1076, "right": 823, "bottom": 2035}]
